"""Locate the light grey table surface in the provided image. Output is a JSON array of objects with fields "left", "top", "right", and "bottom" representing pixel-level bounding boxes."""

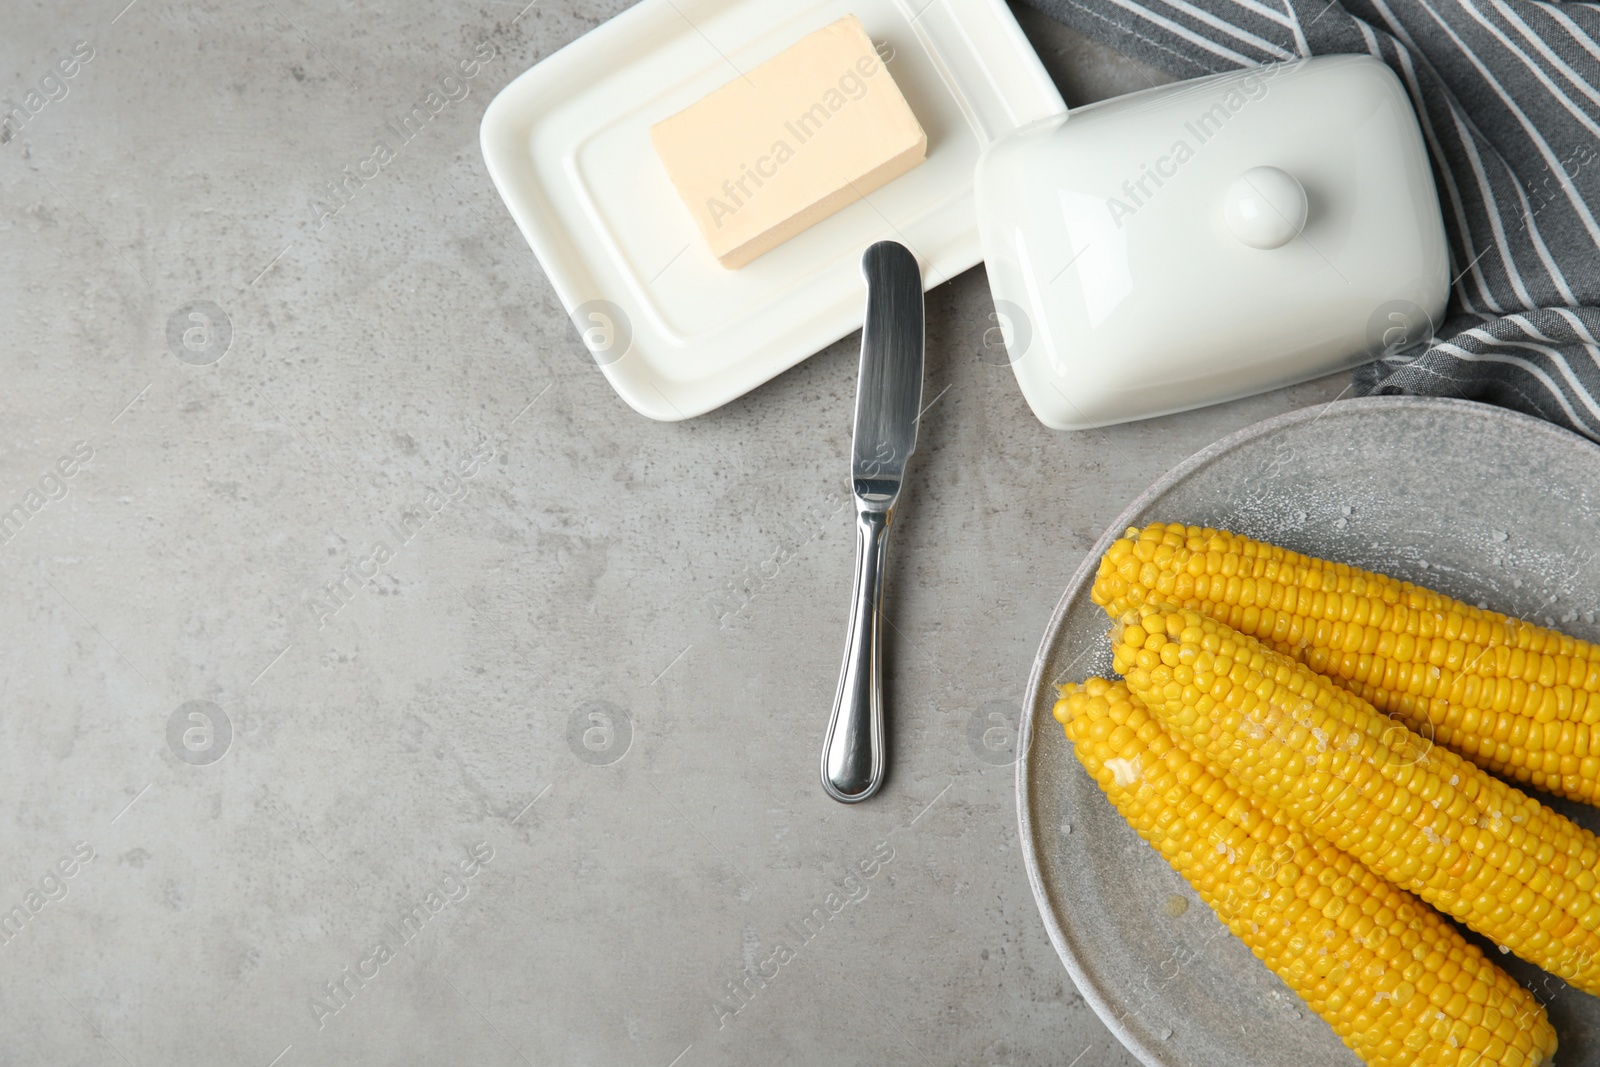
[{"left": 0, "top": 4, "right": 1348, "bottom": 1065}]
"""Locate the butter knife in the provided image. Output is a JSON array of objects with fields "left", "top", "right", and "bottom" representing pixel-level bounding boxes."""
[{"left": 821, "top": 240, "right": 924, "bottom": 804}]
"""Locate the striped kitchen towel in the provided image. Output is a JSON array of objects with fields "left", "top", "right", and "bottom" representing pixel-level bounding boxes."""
[{"left": 1020, "top": 0, "right": 1600, "bottom": 439}]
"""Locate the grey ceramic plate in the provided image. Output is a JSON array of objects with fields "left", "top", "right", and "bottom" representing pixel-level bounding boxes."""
[{"left": 1018, "top": 396, "right": 1600, "bottom": 1067}]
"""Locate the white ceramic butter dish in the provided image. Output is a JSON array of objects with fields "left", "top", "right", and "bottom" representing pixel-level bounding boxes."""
[
  {"left": 481, "top": 0, "right": 1065, "bottom": 421},
  {"left": 974, "top": 56, "right": 1449, "bottom": 430}
]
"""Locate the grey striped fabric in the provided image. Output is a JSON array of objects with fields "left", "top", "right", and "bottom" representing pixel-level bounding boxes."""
[{"left": 1019, "top": 0, "right": 1600, "bottom": 439}]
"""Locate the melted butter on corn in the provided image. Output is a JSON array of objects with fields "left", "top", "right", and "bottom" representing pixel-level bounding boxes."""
[
  {"left": 1113, "top": 604, "right": 1600, "bottom": 1002},
  {"left": 1093, "top": 523, "right": 1600, "bottom": 804},
  {"left": 1056, "top": 678, "right": 1556, "bottom": 1067}
]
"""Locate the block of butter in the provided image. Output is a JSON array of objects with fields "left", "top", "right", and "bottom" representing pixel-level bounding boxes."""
[{"left": 650, "top": 16, "right": 927, "bottom": 269}]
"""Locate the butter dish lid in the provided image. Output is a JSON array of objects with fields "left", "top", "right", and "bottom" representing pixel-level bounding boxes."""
[{"left": 974, "top": 56, "right": 1450, "bottom": 430}]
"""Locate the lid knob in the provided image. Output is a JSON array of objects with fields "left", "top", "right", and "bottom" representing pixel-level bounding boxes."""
[{"left": 1222, "top": 166, "right": 1308, "bottom": 250}]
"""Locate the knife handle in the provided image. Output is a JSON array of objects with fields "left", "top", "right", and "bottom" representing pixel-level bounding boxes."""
[{"left": 822, "top": 505, "right": 891, "bottom": 803}]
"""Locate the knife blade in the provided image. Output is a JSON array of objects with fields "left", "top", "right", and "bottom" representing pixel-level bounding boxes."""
[{"left": 821, "top": 240, "right": 924, "bottom": 803}]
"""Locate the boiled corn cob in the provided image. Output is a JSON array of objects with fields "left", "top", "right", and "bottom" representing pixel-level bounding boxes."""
[
  {"left": 1114, "top": 603, "right": 1600, "bottom": 997},
  {"left": 1057, "top": 678, "right": 1556, "bottom": 1067},
  {"left": 1092, "top": 522, "right": 1600, "bottom": 804}
]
